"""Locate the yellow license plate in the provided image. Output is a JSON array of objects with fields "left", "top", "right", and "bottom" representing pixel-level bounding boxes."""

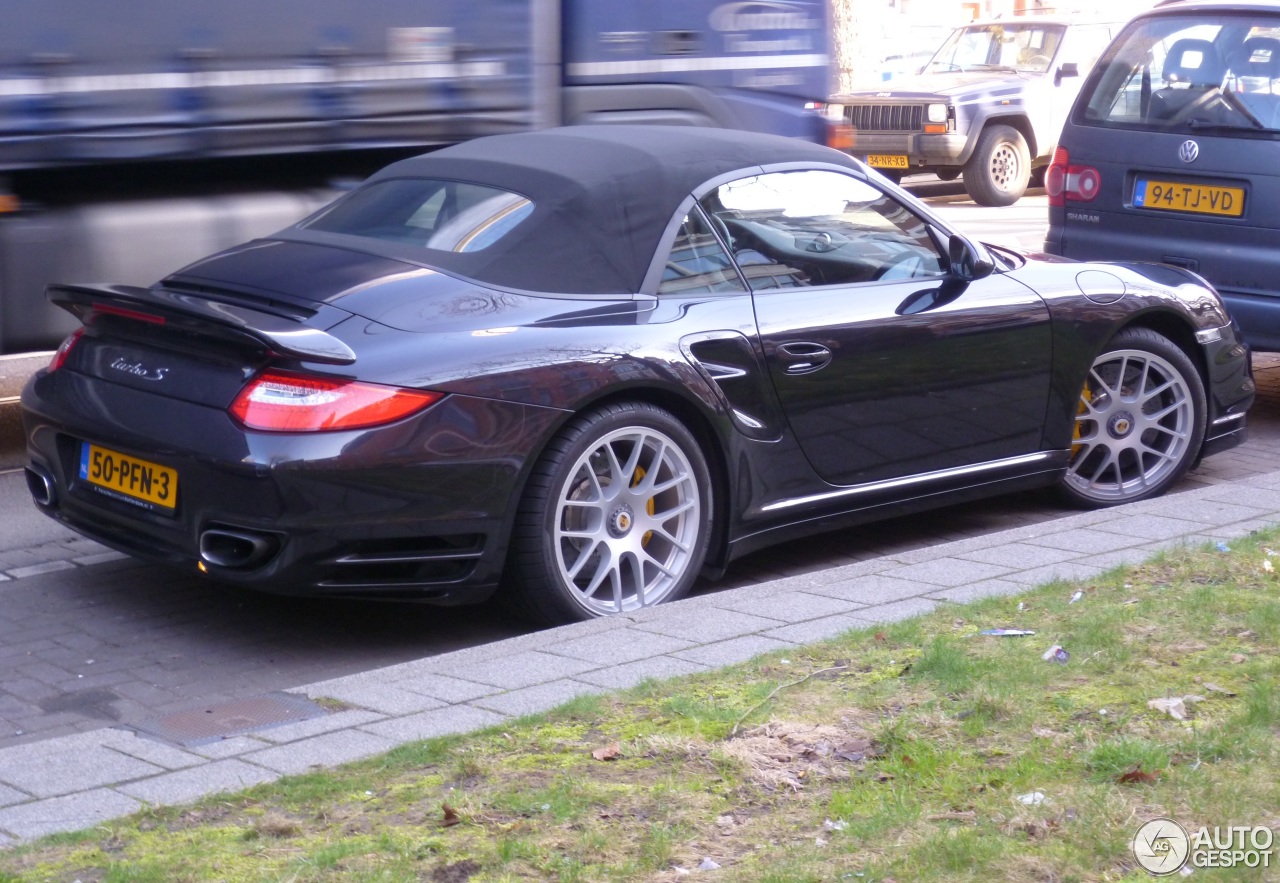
[
  {"left": 1133, "top": 178, "right": 1245, "bottom": 217},
  {"left": 79, "top": 443, "right": 178, "bottom": 511},
  {"left": 866, "top": 154, "right": 910, "bottom": 169}
]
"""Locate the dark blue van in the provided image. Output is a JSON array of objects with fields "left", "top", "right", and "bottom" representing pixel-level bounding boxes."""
[{"left": 1045, "top": 0, "right": 1280, "bottom": 350}]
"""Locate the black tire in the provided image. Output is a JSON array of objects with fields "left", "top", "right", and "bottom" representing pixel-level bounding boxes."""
[
  {"left": 936, "top": 167, "right": 961, "bottom": 182},
  {"left": 963, "top": 124, "right": 1031, "bottom": 207},
  {"left": 1058, "top": 328, "right": 1206, "bottom": 508},
  {"left": 877, "top": 169, "right": 904, "bottom": 184},
  {"left": 506, "top": 401, "right": 713, "bottom": 626}
]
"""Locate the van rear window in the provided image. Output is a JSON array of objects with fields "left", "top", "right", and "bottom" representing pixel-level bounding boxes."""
[{"left": 1081, "top": 14, "right": 1280, "bottom": 133}]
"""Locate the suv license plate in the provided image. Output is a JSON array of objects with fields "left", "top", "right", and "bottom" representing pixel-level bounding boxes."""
[
  {"left": 1133, "top": 178, "right": 1245, "bottom": 217},
  {"left": 79, "top": 442, "right": 178, "bottom": 512},
  {"left": 866, "top": 154, "right": 909, "bottom": 169}
]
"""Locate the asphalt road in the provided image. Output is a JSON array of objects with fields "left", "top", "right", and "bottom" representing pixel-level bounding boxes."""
[{"left": 1, "top": 185, "right": 1277, "bottom": 752}]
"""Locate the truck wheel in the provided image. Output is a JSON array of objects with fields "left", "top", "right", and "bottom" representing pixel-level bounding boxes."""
[
  {"left": 936, "top": 167, "right": 961, "bottom": 181},
  {"left": 963, "top": 125, "right": 1031, "bottom": 207},
  {"left": 506, "top": 401, "right": 713, "bottom": 626}
]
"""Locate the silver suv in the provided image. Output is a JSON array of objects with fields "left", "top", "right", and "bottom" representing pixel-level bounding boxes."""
[
  {"left": 828, "top": 16, "right": 1119, "bottom": 206},
  {"left": 1045, "top": 0, "right": 1280, "bottom": 351}
]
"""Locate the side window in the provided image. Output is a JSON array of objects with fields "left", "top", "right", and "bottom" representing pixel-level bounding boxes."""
[
  {"left": 699, "top": 170, "right": 946, "bottom": 291},
  {"left": 658, "top": 210, "right": 747, "bottom": 294}
]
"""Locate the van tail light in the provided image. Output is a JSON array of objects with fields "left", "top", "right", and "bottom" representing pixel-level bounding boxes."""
[
  {"left": 229, "top": 369, "right": 444, "bottom": 432},
  {"left": 1045, "top": 147, "right": 1101, "bottom": 206},
  {"left": 48, "top": 329, "right": 84, "bottom": 372}
]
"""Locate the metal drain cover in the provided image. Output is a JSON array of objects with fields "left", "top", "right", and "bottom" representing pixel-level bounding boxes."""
[{"left": 126, "top": 692, "right": 328, "bottom": 746}]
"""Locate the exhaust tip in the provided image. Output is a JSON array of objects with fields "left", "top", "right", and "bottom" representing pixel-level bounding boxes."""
[
  {"left": 25, "top": 465, "right": 56, "bottom": 508},
  {"left": 199, "top": 527, "right": 279, "bottom": 570}
]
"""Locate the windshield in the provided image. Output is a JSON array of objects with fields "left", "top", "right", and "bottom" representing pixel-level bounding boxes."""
[
  {"left": 924, "top": 23, "right": 1066, "bottom": 74},
  {"left": 1081, "top": 14, "right": 1280, "bottom": 133}
]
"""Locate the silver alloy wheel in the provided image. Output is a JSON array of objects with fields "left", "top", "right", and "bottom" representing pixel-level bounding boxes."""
[
  {"left": 989, "top": 140, "right": 1021, "bottom": 192},
  {"left": 553, "top": 425, "right": 701, "bottom": 616},
  {"left": 1064, "top": 347, "right": 1195, "bottom": 502}
]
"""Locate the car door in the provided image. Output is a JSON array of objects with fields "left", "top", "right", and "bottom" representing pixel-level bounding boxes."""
[{"left": 702, "top": 168, "right": 1053, "bottom": 487}]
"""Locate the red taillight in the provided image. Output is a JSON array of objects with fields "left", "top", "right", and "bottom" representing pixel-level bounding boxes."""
[
  {"left": 1045, "top": 147, "right": 1100, "bottom": 206},
  {"left": 48, "top": 328, "right": 83, "bottom": 372},
  {"left": 229, "top": 370, "right": 443, "bottom": 432}
]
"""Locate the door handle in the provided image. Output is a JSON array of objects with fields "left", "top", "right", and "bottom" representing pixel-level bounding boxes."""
[{"left": 775, "top": 341, "right": 832, "bottom": 375}]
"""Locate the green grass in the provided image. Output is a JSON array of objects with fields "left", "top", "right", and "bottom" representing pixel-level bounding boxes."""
[{"left": 2, "top": 532, "right": 1279, "bottom": 881}]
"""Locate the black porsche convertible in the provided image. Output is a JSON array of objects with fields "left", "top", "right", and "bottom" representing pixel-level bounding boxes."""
[{"left": 20, "top": 126, "right": 1254, "bottom": 625}]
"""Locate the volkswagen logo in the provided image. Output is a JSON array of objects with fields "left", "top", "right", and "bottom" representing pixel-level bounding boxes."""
[{"left": 1179, "top": 140, "right": 1200, "bottom": 163}]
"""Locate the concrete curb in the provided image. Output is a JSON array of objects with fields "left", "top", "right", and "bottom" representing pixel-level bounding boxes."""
[{"left": 0, "top": 473, "right": 1277, "bottom": 843}]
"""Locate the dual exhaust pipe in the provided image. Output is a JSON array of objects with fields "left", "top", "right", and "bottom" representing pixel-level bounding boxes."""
[{"left": 25, "top": 465, "right": 276, "bottom": 571}]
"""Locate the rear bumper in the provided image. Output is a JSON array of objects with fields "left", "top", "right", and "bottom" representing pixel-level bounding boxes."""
[{"left": 21, "top": 368, "right": 565, "bottom": 603}]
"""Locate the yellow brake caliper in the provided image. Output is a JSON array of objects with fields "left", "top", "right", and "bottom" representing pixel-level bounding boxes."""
[{"left": 631, "top": 466, "right": 655, "bottom": 545}]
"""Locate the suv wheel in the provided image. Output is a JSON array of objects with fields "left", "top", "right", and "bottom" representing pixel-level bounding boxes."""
[{"left": 964, "top": 124, "right": 1031, "bottom": 207}]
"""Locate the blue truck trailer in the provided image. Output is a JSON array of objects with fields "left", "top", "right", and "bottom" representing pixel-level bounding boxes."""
[{"left": 0, "top": 0, "right": 832, "bottom": 353}]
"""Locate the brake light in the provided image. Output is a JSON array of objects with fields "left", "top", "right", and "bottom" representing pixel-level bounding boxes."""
[
  {"left": 48, "top": 329, "right": 83, "bottom": 372},
  {"left": 1045, "top": 147, "right": 1100, "bottom": 206},
  {"left": 229, "top": 370, "right": 443, "bottom": 432},
  {"left": 94, "top": 303, "right": 166, "bottom": 325}
]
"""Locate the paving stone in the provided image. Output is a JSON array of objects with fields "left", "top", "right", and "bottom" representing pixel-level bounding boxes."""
[
  {"left": 0, "top": 789, "right": 143, "bottom": 842},
  {"left": 389, "top": 674, "right": 501, "bottom": 704},
  {"left": 97, "top": 729, "right": 205, "bottom": 770},
  {"left": 927, "top": 578, "right": 1028, "bottom": 603},
  {"left": 671, "top": 635, "right": 795, "bottom": 668},
  {"left": 574, "top": 656, "right": 710, "bottom": 690},
  {"left": 0, "top": 783, "right": 27, "bottom": 808},
  {"left": 762, "top": 614, "right": 874, "bottom": 645},
  {"left": 545, "top": 627, "right": 694, "bottom": 665},
  {"left": 957, "top": 543, "right": 1080, "bottom": 568},
  {"left": 360, "top": 706, "right": 508, "bottom": 743},
  {"left": 1022, "top": 528, "right": 1143, "bottom": 554},
  {"left": 430, "top": 650, "right": 598, "bottom": 691},
  {"left": 0, "top": 734, "right": 163, "bottom": 798},
  {"left": 805, "top": 573, "right": 927, "bottom": 605},
  {"left": 471, "top": 680, "right": 604, "bottom": 717},
  {"left": 4, "top": 561, "right": 77, "bottom": 580},
  {"left": 632, "top": 608, "right": 782, "bottom": 643},
  {"left": 886, "top": 558, "right": 1013, "bottom": 587},
  {"left": 1139, "top": 499, "right": 1269, "bottom": 526},
  {"left": 252, "top": 709, "right": 387, "bottom": 744},
  {"left": 118, "top": 759, "right": 278, "bottom": 806},
  {"left": 73, "top": 551, "right": 130, "bottom": 566},
  {"left": 1000, "top": 561, "right": 1107, "bottom": 586},
  {"left": 1090, "top": 514, "right": 1210, "bottom": 541},
  {"left": 303, "top": 684, "right": 446, "bottom": 716},
  {"left": 186, "top": 736, "right": 272, "bottom": 759},
  {"left": 716, "top": 591, "right": 863, "bottom": 623},
  {"left": 846, "top": 597, "right": 940, "bottom": 625},
  {"left": 245, "top": 730, "right": 399, "bottom": 776}
]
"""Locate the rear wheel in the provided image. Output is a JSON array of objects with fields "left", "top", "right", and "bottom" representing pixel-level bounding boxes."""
[
  {"left": 1058, "top": 328, "right": 1205, "bottom": 507},
  {"left": 507, "top": 402, "right": 713, "bottom": 625},
  {"left": 964, "top": 124, "right": 1031, "bottom": 206}
]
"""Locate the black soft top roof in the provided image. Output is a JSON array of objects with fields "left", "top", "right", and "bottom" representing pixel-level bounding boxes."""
[{"left": 281, "top": 125, "right": 862, "bottom": 295}]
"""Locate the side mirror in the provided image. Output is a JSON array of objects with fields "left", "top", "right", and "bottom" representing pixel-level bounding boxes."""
[
  {"left": 948, "top": 234, "right": 995, "bottom": 283},
  {"left": 1055, "top": 61, "right": 1080, "bottom": 85}
]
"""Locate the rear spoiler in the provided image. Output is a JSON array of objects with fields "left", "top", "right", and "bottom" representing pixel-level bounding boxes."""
[{"left": 47, "top": 283, "right": 357, "bottom": 365}]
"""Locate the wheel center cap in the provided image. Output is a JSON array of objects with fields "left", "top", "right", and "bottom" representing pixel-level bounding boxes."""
[
  {"left": 1108, "top": 411, "right": 1136, "bottom": 438},
  {"left": 608, "top": 504, "right": 635, "bottom": 538}
]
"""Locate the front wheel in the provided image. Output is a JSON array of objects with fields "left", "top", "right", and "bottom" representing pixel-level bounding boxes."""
[
  {"left": 1058, "top": 328, "right": 1206, "bottom": 507},
  {"left": 963, "top": 124, "right": 1031, "bottom": 207},
  {"left": 507, "top": 402, "right": 713, "bottom": 625}
]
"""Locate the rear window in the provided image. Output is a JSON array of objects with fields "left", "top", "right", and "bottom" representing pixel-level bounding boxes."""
[
  {"left": 303, "top": 178, "right": 534, "bottom": 252},
  {"left": 1080, "top": 13, "right": 1280, "bottom": 134}
]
